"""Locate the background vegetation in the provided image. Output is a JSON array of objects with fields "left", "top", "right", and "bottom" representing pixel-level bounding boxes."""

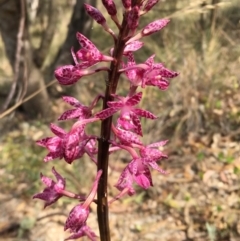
[{"left": 0, "top": 0, "right": 240, "bottom": 240}]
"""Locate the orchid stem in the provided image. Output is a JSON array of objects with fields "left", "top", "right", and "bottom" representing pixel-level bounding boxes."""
[{"left": 96, "top": 11, "right": 131, "bottom": 241}]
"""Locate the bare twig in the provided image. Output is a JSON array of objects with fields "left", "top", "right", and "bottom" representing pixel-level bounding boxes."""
[
  {"left": 0, "top": 0, "right": 26, "bottom": 113},
  {"left": 15, "top": 56, "right": 28, "bottom": 105},
  {"left": 0, "top": 79, "right": 56, "bottom": 119}
]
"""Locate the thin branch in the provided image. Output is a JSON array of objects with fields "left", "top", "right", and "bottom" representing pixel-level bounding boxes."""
[
  {"left": 0, "top": 0, "right": 25, "bottom": 113},
  {"left": 15, "top": 55, "right": 28, "bottom": 105},
  {"left": 0, "top": 79, "right": 56, "bottom": 119}
]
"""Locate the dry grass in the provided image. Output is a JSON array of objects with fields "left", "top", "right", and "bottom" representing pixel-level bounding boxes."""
[{"left": 134, "top": 0, "right": 240, "bottom": 141}]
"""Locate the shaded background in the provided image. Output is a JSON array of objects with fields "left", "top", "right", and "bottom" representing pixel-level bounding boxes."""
[{"left": 0, "top": 0, "right": 240, "bottom": 240}]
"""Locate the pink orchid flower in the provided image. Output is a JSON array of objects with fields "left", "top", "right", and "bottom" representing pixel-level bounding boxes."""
[
  {"left": 139, "top": 140, "right": 168, "bottom": 161},
  {"left": 115, "top": 158, "right": 153, "bottom": 193},
  {"left": 37, "top": 119, "right": 99, "bottom": 164},
  {"left": 74, "top": 32, "right": 114, "bottom": 67},
  {"left": 121, "top": 53, "right": 179, "bottom": 89},
  {"left": 64, "top": 170, "right": 102, "bottom": 241},
  {"left": 33, "top": 167, "right": 65, "bottom": 208},
  {"left": 58, "top": 96, "right": 92, "bottom": 121},
  {"left": 114, "top": 153, "right": 167, "bottom": 201},
  {"left": 95, "top": 92, "right": 156, "bottom": 135}
]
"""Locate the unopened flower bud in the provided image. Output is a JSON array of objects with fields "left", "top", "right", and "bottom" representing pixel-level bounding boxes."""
[
  {"left": 127, "top": 6, "right": 140, "bottom": 30},
  {"left": 54, "top": 65, "right": 95, "bottom": 85},
  {"left": 84, "top": 3, "right": 117, "bottom": 38},
  {"left": 84, "top": 3, "right": 106, "bottom": 25},
  {"left": 126, "top": 19, "right": 170, "bottom": 44},
  {"left": 102, "top": 0, "right": 117, "bottom": 16},
  {"left": 142, "top": 19, "right": 170, "bottom": 36},
  {"left": 143, "top": 0, "right": 159, "bottom": 13},
  {"left": 122, "top": 0, "right": 131, "bottom": 10}
]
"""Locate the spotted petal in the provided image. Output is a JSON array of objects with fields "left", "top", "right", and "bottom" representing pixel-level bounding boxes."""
[
  {"left": 102, "top": 0, "right": 117, "bottom": 16},
  {"left": 84, "top": 4, "right": 106, "bottom": 24},
  {"left": 95, "top": 107, "right": 118, "bottom": 119},
  {"left": 133, "top": 108, "right": 157, "bottom": 119}
]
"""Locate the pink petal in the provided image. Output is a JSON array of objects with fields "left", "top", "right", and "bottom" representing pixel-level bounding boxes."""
[
  {"left": 95, "top": 107, "right": 118, "bottom": 119},
  {"left": 76, "top": 48, "right": 102, "bottom": 62},
  {"left": 64, "top": 204, "right": 90, "bottom": 231},
  {"left": 142, "top": 19, "right": 170, "bottom": 36},
  {"left": 52, "top": 167, "right": 65, "bottom": 189},
  {"left": 125, "top": 92, "right": 142, "bottom": 106},
  {"left": 147, "top": 161, "right": 167, "bottom": 174},
  {"left": 50, "top": 123, "right": 66, "bottom": 137},
  {"left": 107, "top": 101, "right": 123, "bottom": 108},
  {"left": 54, "top": 65, "right": 84, "bottom": 85},
  {"left": 159, "top": 67, "right": 179, "bottom": 78},
  {"left": 117, "top": 116, "right": 136, "bottom": 130},
  {"left": 115, "top": 128, "right": 143, "bottom": 145},
  {"left": 130, "top": 113, "right": 142, "bottom": 136},
  {"left": 64, "top": 230, "right": 85, "bottom": 241},
  {"left": 134, "top": 167, "right": 153, "bottom": 189},
  {"left": 141, "top": 148, "right": 167, "bottom": 160},
  {"left": 40, "top": 173, "right": 54, "bottom": 187},
  {"left": 36, "top": 137, "right": 51, "bottom": 147},
  {"left": 44, "top": 152, "right": 63, "bottom": 162},
  {"left": 76, "top": 32, "right": 99, "bottom": 51},
  {"left": 66, "top": 129, "right": 82, "bottom": 149},
  {"left": 143, "top": 0, "right": 159, "bottom": 12},
  {"left": 147, "top": 78, "right": 169, "bottom": 90},
  {"left": 124, "top": 41, "right": 144, "bottom": 54},
  {"left": 147, "top": 140, "right": 168, "bottom": 148},
  {"left": 62, "top": 96, "right": 82, "bottom": 107},
  {"left": 65, "top": 225, "right": 97, "bottom": 241},
  {"left": 58, "top": 109, "right": 84, "bottom": 121},
  {"left": 115, "top": 167, "right": 133, "bottom": 191},
  {"left": 43, "top": 136, "right": 62, "bottom": 152},
  {"left": 64, "top": 146, "right": 85, "bottom": 164},
  {"left": 126, "top": 52, "right": 136, "bottom": 65},
  {"left": 133, "top": 108, "right": 157, "bottom": 119},
  {"left": 145, "top": 54, "right": 156, "bottom": 66}
]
